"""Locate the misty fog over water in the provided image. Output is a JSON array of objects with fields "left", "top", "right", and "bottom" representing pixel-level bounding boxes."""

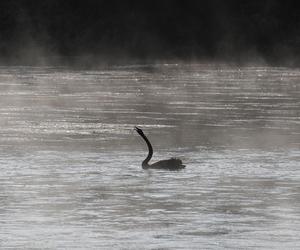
[
  {"left": 1, "top": 1, "right": 300, "bottom": 66},
  {"left": 0, "top": 64, "right": 299, "bottom": 249}
]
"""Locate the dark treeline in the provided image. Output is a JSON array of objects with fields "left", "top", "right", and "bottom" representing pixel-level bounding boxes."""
[{"left": 0, "top": 0, "right": 300, "bottom": 65}]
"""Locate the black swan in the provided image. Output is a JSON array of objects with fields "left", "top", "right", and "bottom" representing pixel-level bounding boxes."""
[{"left": 134, "top": 126, "right": 185, "bottom": 170}]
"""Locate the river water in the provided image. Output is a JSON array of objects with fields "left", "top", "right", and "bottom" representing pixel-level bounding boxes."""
[{"left": 0, "top": 64, "right": 299, "bottom": 249}]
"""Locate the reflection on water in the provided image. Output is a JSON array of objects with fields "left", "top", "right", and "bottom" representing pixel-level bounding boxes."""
[{"left": 0, "top": 64, "right": 299, "bottom": 249}]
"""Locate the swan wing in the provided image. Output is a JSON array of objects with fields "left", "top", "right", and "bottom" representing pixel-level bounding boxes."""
[{"left": 150, "top": 158, "right": 185, "bottom": 170}]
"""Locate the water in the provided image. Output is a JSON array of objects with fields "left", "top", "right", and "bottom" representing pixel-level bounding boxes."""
[{"left": 0, "top": 64, "right": 299, "bottom": 249}]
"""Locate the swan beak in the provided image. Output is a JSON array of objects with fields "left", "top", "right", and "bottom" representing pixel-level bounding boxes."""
[{"left": 134, "top": 126, "right": 142, "bottom": 132}]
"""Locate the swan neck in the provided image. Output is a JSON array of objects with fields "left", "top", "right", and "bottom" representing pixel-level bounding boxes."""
[{"left": 140, "top": 132, "right": 153, "bottom": 167}]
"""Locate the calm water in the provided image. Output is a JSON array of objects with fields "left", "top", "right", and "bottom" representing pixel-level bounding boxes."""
[{"left": 0, "top": 64, "right": 299, "bottom": 249}]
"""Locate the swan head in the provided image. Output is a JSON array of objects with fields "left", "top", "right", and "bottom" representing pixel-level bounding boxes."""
[{"left": 134, "top": 126, "right": 144, "bottom": 135}]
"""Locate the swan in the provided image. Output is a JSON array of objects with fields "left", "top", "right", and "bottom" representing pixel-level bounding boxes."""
[{"left": 134, "top": 126, "right": 185, "bottom": 170}]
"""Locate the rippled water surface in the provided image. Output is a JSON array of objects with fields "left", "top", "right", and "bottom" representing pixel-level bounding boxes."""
[{"left": 0, "top": 64, "right": 299, "bottom": 249}]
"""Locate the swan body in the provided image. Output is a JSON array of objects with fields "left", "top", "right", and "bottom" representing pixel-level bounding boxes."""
[{"left": 134, "top": 126, "right": 185, "bottom": 170}]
